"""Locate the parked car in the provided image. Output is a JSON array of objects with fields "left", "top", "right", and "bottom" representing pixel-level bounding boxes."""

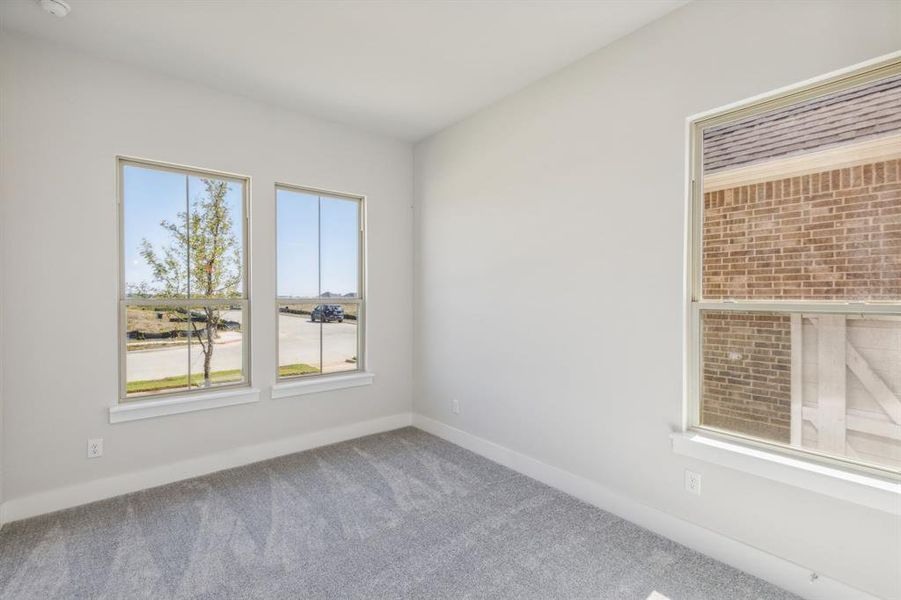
[{"left": 311, "top": 304, "right": 344, "bottom": 323}]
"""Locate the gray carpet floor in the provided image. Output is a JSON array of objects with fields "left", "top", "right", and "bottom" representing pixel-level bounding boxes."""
[{"left": 0, "top": 427, "right": 800, "bottom": 600}]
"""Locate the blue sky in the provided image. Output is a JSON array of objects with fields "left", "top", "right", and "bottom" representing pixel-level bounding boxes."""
[
  {"left": 123, "top": 165, "right": 358, "bottom": 298},
  {"left": 123, "top": 165, "right": 244, "bottom": 296},
  {"left": 277, "top": 188, "right": 359, "bottom": 298}
]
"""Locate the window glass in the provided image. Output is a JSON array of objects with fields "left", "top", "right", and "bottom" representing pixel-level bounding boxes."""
[
  {"left": 121, "top": 161, "right": 249, "bottom": 401},
  {"left": 188, "top": 306, "right": 245, "bottom": 389},
  {"left": 694, "top": 66, "right": 901, "bottom": 473},
  {"left": 322, "top": 308, "right": 358, "bottom": 374},
  {"left": 701, "top": 73, "right": 901, "bottom": 301},
  {"left": 700, "top": 310, "right": 901, "bottom": 470},
  {"left": 187, "top": 175, "right": 244, "bottom": 299},
  {"left": 277, "top": 189, "right": 319, "bottom": 298},
  {"left": 276, "top": 187, "right": 363, "bottom": 379},
  {"left": 278, "top": 303, "right": 321, "bottom": 376},
  {"left": 320, "top": 196, "right": 360, "bottom": 298},
  {"left": 125, "top": 306, "right": 191, "bottom": 396},
  {"left": 123, "top": 165, "right": 188, "bottom": 298}
]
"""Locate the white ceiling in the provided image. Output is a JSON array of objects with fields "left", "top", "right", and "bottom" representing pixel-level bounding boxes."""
[{"left": 0, "top": 0, "right": 687, "bottom": 140}]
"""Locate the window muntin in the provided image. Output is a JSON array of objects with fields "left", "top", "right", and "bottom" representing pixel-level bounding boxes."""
[
  {"left": 689, "top": 59, "right": 901, "bottom": 475},
  {"left": 119, "top": 159, "right": 250, "bottom": 401},
  {"left": 276, "top": 185, "right": 363, "bottom": 380}
]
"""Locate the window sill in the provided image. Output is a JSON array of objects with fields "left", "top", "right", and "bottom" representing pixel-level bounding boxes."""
[
  {"left": 110, "top": 387, "right": 260, "bottom": 424},
  {"left": 271, "top": 371, "right": 374, "bottom": 400},
  {"left": 671, "top": 431, "right": 901, "bottom": 515}
]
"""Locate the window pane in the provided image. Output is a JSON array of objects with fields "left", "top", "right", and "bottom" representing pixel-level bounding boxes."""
[
  {"left": 701, "top": 74, "right": 901, "bottom": 300},
  {"left": 320, "top": 196, "right": 360, "bottom": 298},
  {"left": 275, "top": 188, "right": 363, "bottom": 381},
  {"left": 277, "top": 189, "right": 319, "bottom": 298},
  {"left": 701, "top": 311, "right": 792, "bottom": 443},
  {"left": 701, "top": 310, "right": 901, "bottom": 470},
  {"left": 323, "top": 304, "right": 359, "bottom": 374},
  {"left": 188, "top": 305, "right": 245, "bottom": 389},
  {"left": 188, "top": 176, "right": 244, "bottom": 299},
  {"left": 123, "top": 165, "right": 188, "bottom": 298},
  {"left": 278, "top": 303, "right": 321, "bottom": 377},
  {"left": 125, "top": 305, "right": 191, "bottom": 397}
]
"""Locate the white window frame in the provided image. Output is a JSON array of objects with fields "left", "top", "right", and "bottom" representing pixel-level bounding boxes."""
[
  {"left": 274, "top": 183, "right": 367, "bottom": 386},
  {"left": 682, "top": 54, "right": 901, "bottom": 484},
  {"left": 117, "top": 157, "right": 252, "bottom": 405}
]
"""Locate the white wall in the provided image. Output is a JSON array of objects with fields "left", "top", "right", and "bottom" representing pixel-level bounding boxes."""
[
  {"left": 0, "top": 34, "right": 412, "bottom": 505},
  {"left": 0, "top": 33, "right": 4, "bottom": 509},
  {"left": 413, "top": 2, "right": 901, "bottom": 599}
]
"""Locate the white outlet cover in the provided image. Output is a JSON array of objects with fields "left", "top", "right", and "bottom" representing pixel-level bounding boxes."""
[
  {"left": 87, "top": 438, "right": 103, "bottom": 458},
  {"left": 452, "top": 398, "right": 460, "bottom": 414},
  {"left": 685, "top": 470, "right": 701, "bottom": 495}
]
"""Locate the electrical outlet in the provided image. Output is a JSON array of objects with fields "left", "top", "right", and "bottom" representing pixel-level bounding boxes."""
[
  {"left": 685, "top": 470, "right": 701, "bottom": 495},
  {"left": 87, "top": 438, "right": 103, "bottom": 459},
  {"left": 452, "top": 398, "right": 460, "bottom": 415}
]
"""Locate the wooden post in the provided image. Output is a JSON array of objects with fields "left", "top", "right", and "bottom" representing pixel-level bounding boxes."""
[{"left": 816, "top": 314, "right": 847, "bottom": 453}]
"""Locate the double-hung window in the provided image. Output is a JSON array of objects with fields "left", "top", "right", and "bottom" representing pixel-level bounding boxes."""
[
  {"left": 119, "top": 159, "right": 250, "bottom": 401},
  {"left": 688, "top": 58, "right": 901, "bottom": 475},
  {"left": 276, "top": 185, "right": 364, "bottom": 379}
]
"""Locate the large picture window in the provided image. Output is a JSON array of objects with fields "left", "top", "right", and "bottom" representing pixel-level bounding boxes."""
[
  {"left": 688, "top": 58, "right": 901, "bottom": 474},
  {"left": 276, "top": 185, "right": 364, "bottom": 379},
  {"left": 119, "top": 159, "right": 249, "bottom": 401}
]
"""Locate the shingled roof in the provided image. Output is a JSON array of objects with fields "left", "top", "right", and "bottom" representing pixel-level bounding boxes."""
[{"left": 703, "top": 73, "right": 901, "bottom": 173}]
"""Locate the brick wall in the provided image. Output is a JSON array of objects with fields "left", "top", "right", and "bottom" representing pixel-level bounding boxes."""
[
  {"left": 700, "top": 158, "right": 901, "bottom": 441},
  {"left": 701, "top": 312, "right": 792, "bottom": 442},
  {"left": 702, "top": 158, "right": 901, "bottom": 300}
]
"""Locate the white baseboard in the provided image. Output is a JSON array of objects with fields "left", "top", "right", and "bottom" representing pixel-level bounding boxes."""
[
  {"left": 412, "top": 414, "right": 880, "bottom": 600},
  {"left": 0, "top": 412, "right": 412, "bottom": 526}
]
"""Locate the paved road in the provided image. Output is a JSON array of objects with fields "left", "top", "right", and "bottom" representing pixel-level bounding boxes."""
[{"left": 127, "top": 310, "right": 357, "bottom": 381}]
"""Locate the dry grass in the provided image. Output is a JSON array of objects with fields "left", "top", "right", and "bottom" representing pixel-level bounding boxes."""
[{"left": 127, "top": 307, "right": 187, "bottom": 335}]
